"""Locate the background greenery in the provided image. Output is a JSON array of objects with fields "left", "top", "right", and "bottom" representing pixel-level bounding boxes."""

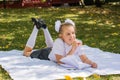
[{"left": 0, "top": 4, "right": 120, "bottom": 80}]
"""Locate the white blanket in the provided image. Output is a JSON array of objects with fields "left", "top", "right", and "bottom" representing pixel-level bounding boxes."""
[{"left": 0, "top": 45, "right": 120, "bottom": 80}]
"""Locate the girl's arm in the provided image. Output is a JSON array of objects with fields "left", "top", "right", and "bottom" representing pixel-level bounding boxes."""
[
  {"left": 55, "top": 54, "right": 64, "bottom": 64},
  {"left": 80, "top": 54, "right": 97, "bottom": 68},
  {"left": 55, "top": 40, "right": 82, "bottom": 64},
  {"left": 55, "top": 48, "right": 76, "bottom": 64}
]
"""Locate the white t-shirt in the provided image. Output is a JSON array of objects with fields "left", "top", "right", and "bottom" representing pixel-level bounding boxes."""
[{"left": 48, "top": 38, "right": 83, "bottom": 62}]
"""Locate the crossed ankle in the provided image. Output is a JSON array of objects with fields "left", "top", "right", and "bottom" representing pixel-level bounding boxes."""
[{"left": 31, "top": 17, "right": 47, "bottom": 29}]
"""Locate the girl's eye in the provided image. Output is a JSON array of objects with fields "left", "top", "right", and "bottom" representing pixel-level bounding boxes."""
[
  {"left": 72, "top": 32, "right": 75, "bottom": 34},
  {"left": 67, "top": 33, "right": 70, "bottom": 35}
]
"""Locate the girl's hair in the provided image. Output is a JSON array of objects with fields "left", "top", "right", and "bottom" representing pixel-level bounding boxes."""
[{"left": 59, "top": 22, "right": 76, "bottom": 34}]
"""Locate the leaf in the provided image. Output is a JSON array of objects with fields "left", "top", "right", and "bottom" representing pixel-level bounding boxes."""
[
  {"left": 64, "top": 75, "right": 73, "bottom": 80},
  {"left": 93, "top": 74, "right": 100, "bottom": 79}
]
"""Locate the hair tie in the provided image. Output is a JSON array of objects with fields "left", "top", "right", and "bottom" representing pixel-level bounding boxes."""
[{"left": 55, "top": 20, "right": 61, "bottom": 33}]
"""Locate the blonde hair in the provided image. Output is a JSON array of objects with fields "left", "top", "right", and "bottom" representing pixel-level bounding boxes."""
[{"left": 59, "top": 22, "right": 76, "bottom": 34}]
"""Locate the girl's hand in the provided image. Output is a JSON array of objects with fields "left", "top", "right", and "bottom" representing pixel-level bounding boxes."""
[
  {"left": 72, "top": 40, "right": 82, "bottom": 50},
  {"left": 91, "top": 62, "right": 97, "bottom": 68},
  {"left": 68, "top": 40, "right": 83, "bottom": 55}
]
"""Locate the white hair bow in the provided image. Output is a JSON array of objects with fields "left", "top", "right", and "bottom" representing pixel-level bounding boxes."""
[
  {"left": 55, "top": 20, "right": 61, "bottom": 33},
  {"left": 55, "top": 19, "right": 75, "bottom": 33},
  {"left": 65, "top": 19, "right": 75, "bottom": 26}
]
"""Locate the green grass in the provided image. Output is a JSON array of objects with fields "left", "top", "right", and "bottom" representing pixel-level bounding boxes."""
[
  {"left": 0, "top": 65, "right": 13, "bottom": 80},
  {"left": 0, "top": 4, "right": 120, "bottom": 80}
]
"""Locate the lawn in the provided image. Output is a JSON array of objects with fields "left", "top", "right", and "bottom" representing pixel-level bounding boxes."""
[{"left": 0, "top": 4, "right": 120, "bottom": 80}]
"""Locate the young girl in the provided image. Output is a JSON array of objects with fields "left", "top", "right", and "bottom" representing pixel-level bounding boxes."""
[{"left": 23, "top": 18, "right": 97, "bottom": 69}]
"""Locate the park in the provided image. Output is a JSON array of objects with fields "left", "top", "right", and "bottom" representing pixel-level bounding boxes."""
[{"left": 0, "top": 0, "right": 120, "bottom": 80}]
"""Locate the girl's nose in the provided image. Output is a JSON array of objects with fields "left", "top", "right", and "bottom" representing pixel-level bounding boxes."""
[{"left": 70, "top": 34, "right": 74, "bottom": 38}]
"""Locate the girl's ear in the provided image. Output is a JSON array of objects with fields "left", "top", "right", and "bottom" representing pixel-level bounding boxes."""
[{"left": 59, "top": 34, "right": 62, "bottom": 38}]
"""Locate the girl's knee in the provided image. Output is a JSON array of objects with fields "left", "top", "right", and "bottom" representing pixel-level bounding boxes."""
[{"left": 23, "top": 46, "right": 32, "bottom": 57}]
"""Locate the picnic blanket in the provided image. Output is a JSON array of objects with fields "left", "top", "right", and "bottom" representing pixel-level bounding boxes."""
[{"left": 0, "top": 45, "right": 120, "bottom": 80}]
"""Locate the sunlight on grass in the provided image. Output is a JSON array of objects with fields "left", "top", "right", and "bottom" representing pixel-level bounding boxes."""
[
  {"left": 81, "top": 20, "right": 96, "bottom": 24},
  {"left": 111, "top": 32, "right": 119, "bottom": 36},
  {"left": 117, "top": 24, "right": 120, "bottom": 27},
  {"left": 63, "top": 14, "right": 78, "bottom": 18},
  {"left": 78, "top": 11, "right": 86, "bottom": 14},
  {"left": 0, "top": 34, "right": 14, "bottom": 40},
  {"left": 0, "top": 14, "right": 36, "bottom": 23}
]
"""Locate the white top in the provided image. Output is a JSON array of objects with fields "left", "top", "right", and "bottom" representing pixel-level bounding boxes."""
[{"left": 48, "top": 38, "right": 83, "bottom": 62}]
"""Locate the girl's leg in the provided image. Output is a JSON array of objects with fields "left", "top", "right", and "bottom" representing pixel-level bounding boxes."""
[
  {"left": 23, "top": 26, "right": 39, "bottom": 57},
  {"left": 42, "top": 28, "right": 53, "bottom": 48}
]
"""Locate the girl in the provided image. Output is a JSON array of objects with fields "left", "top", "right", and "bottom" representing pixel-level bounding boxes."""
[
  {"left": 23, "top": 18, "right": 97, "bottom": 69},
  {"left": 48, "top": 19, "right": 97, "bottom": 68}
]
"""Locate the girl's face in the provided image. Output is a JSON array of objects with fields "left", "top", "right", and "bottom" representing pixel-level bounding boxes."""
[{"left": 59, "top": 25, "right": 76, "bottom": 45}]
